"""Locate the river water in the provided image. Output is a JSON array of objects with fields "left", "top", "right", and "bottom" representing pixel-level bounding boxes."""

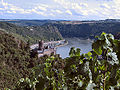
[{"left": 56, "top": 38, "right": 93, "bottom": 58}]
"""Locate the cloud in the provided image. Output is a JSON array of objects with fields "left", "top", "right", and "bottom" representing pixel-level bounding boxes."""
[
  {"left": 1, "top": 0, "right": 120, "bottom": 20},
  {"left": 80, "top": 3, "right": 88, "bottom": 8},
  {"left": 66, "top": 10, "right": 72, "bottom": 15},
  {"left": 113, "top": 0, "right": 120, "bottom": 4},
  {"left": 31, "top": 9, "right": 46, "bottom": 16},
  {"left": 53, "top": 0, "right": 90, "bottom": 16},
  {"left": 52, "top": 0, "right": 120, "bottom": 19},
  {"left": 51, "top": 9, "right": 63, "bottom": 14},
  {"left": 53, "top": 0, "right": 88, "bottom": 9},
  {"left": 0, "top": 0, "right": 49, "bottom": 16},
  {"left": 1, "top": 0, "right": 27, "bottom": 14},
  {"left": 100, "top": 3, "right": 110, "bottom": 9},
  {"left": 53, "top": 0, "right": 69, "bottom": 9},
  {"left": 97, "top": 0, "right": 120, "bottom": 19},
  {"left": 34, "top": 5, "right": 48, "bottom": 11},
  {"left": 0, "top": 0, "right": 100, "bottom": 19},
  {"left": 7, "top": 10, "right": 16, "bottom": 13},
  {"left": 0, "top": 8, "right": 4, "bottom": 10}
]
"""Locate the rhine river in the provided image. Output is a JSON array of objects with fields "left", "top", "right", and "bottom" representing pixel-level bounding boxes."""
[{"left": 56, "top": 38, "right": 93, "bottom": 58}]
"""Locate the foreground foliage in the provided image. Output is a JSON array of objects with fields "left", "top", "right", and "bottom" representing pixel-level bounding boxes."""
[{"left": 15, "top": 32, "right": 120, "bottom": 90}]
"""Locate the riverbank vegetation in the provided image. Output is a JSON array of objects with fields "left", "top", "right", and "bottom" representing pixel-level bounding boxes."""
[{"left": 3, "top": 32, "right": 119, "bottom": 90}]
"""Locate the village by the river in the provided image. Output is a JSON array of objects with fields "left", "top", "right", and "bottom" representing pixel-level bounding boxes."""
[
  {"left": 30, "top": 39, "right": 68, "bottom": 57},
  {"left": 30, "top": 38, "right": 93, "bottom": 58}
]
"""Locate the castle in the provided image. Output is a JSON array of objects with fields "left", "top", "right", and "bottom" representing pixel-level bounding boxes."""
[
  {"left": 37, "top": 40, "right": 56, "bottom": 57},
  {"left": 30, "top": 39, "right": 66, "bottom": 58}
]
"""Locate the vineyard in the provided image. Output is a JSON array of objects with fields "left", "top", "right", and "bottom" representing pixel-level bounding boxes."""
[{"left": 13, "top": 32, "right": 120, "bottom": 90}]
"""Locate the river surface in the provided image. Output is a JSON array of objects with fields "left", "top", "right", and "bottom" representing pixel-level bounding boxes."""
[{"left": 56, "top": 38, "right": 93, "bottom": 58}]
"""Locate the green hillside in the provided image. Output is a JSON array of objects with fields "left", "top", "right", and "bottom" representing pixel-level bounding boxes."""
[
  {"left": 2, "top": 20, "right": 120, "bottom": 40},
  {"left": 0, "top": 22, "right": 63, "bottom": 44},
  {"left": 52, "top": 22, "right": 120, "bottom": 39},
  {"left": 0, "top": 30, "right": 38, "bottom": 89}
]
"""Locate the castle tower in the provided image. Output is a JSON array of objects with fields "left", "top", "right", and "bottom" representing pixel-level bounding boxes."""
[{"left": 38, "top": 40, "right": 44, "bottom": 50}]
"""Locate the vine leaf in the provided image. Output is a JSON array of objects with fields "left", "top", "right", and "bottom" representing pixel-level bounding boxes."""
[
  {"left": 92, "top": 41, "right": 102, "bottom": 55},
  {"left": 85, "top": 52, "right": 92, "bottom": 59}
]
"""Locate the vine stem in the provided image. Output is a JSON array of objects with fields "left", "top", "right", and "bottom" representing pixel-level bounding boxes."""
[
  {"left": 103, "top": 49, "right": 108, "bottom": 90},
  {"left": 103, "top": 63, "right": 107, "bottom": 90}
]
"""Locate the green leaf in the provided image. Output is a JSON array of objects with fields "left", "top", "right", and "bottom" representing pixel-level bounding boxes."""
[
  {"left": 97, "top": 32, "right": 106, "bottom": 40},
  {"left": 107, "top": 52, "right": 119, "bottom": 65},
  {"left": 94, "top": 67, "right": 97, "bottom": 72},
  {"left": 85, "top": 52, "right": 92, "bottom": 59},
  {"left": 69, "top": 47, "right": 75, "bottom": 57},
  {"left": 100, "top": 65, "right": 105, "bottom": 71},
  {"left": 105, "top": 38, "right": 111, "bottom": 46},
  {"left": 19, "top": 78, "right": 24, "bottom": 82},
  {"left": 75, "top": 48, "right": 81, "bottom": 56},
  {"left": 93, "top": 46, "right": 102, "bottom": 55},
  {"left": 92, "top": 41, "right": 103, "bottom": 55},
  {"left": 80, "top": 59, "right": 83, "bottom": 64}
]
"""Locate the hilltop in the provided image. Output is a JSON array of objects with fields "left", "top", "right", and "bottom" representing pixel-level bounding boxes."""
[{"left": 0, "top": 22, "right": 63, "bottom": 44}]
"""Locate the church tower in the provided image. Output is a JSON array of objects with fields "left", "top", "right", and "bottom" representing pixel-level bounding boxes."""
[{"left": 38, "top": 40, "right": 44, "bottom": 50}]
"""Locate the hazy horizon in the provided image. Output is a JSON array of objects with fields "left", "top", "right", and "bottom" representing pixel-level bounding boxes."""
[{"left": 0, "top": 18, "right": 119, "bottom": 21}]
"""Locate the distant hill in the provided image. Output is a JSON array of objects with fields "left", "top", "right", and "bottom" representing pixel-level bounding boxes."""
[
  {"left": 1, "top": 19, "right": 120, "bottom": 26},
  {"left": 52, "top": 22, "right": 120, "bottom": 39},
  {"left": 0, "top": 19, "right": 57, "bottom": 26},
  {"left": 0, "top": 22, "right": 63, "bottom": 44},
  {"left": 1, "top": 19, "right": 120, "bottom": 40}
]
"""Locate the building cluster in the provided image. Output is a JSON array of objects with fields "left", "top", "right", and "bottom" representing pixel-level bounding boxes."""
[
  {"left": 30, "top": 39, "right": 66, "bottom": 57},
  {"left": 36, "top": 40, "right": 56, "bottom": 57}
]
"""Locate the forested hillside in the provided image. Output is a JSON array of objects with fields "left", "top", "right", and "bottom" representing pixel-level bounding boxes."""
[
  {"left": 2, "top": 20, "right": 120, "bottom": 39},
  {"left": 52, "top": 22, "right": 120, "bottom": 39},
  {"left": 0, "top": 22, "right": 63, "bottom": 44},
  {"left": 0, "top": 30, "right": 38, "bottom": 89},
  {"left": 2, "top": 20, "right": 120, "bottom": 40}
]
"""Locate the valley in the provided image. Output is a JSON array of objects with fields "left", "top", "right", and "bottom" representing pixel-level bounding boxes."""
[{"left": 0, "top": 19, "right": 120, "bottom": 89}]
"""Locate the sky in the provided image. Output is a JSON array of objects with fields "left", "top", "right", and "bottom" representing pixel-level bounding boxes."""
[{"left": 0, "top": 0, "right": 120, "bottom": 20}]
